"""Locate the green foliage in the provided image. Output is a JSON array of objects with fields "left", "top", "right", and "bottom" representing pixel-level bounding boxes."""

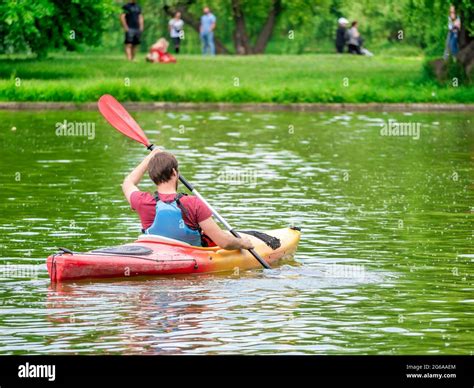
[
  {"left": 403, "top": 0, "right": 447, "bottom": 55},
  {"left": 0, "top": 0, "right": 117, "bottom": 57},
  {"left": 0, "top": 0, "right": 471, "bottom": 56}
]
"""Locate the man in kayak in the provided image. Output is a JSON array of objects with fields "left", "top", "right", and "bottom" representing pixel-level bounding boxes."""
[{"left": 122, "top": 149, "right": 254, "bottom": 250}]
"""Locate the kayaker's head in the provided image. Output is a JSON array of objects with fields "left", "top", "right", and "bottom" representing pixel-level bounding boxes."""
[{"left": 148, "top": 151, "right": 179, "bottom": 190}]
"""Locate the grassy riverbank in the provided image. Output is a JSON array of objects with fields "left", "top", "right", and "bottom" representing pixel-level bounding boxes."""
[{"left": 0, "top": 53, "right": 472, "bottom": 103}]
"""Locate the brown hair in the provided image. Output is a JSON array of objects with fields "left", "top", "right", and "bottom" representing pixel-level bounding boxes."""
[{"left": 148, "top": 152, "right": 178, "bottom": 185}]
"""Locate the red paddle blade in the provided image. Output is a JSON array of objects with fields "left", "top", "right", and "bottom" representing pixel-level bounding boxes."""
[{"left": 98, "top": 94, "right": 151, "bottom": 147}]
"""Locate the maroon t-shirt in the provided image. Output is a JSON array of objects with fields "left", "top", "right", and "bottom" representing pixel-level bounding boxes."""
[{"left": 130, "top": 191, "right": 213, "bottom": 230}]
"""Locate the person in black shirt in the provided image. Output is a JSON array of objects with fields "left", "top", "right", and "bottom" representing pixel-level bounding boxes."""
[
  {"left": 335, "top": 17, "right": 349, "bottom": 54},
  {"left": 120, "top": 0, "right": 144, "bottom": 61}
]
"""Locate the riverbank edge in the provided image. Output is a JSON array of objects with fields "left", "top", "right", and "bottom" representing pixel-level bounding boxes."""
[{"left": 0, "top": 102, "right": 473, "bottom": 111}]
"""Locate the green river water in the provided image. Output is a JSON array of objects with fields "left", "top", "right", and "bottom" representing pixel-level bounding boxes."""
[{"left": 0, "top": 109, "right": 472, "bottom": 355}]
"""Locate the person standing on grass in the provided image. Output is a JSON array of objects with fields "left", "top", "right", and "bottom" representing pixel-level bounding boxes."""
[
  {"left": 120, "top": 0, "right": 144, "bottom": 61},
  {"left": 168, "top": 12, "right": 184, "bottom": 54},
  {"left": 444, "top": 5, "right": 461, "bottom": 59},
  {"left": 335, "top": 17, "right": 349, "bottom": 54},
  {"left": 169, "top": 12, "right": 184, "bottom": 54},
  {"left": 200, "top": 6, "right": 216, "bottom": 55}
]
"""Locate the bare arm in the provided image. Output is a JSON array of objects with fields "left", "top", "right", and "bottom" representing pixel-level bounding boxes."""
[
  {"left": 122, "top": 149, "right": 161, "bottom": 203},
  {"left": 139, "top": 14, "right": 144, "bottom": 32},
  {"left": 120, "top": 14, "right": 128, "bottom": 31},
  {"left": 199, "top": 217, "right": 254, "bottom": 250}
]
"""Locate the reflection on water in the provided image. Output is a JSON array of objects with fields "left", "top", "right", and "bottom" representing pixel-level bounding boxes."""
[{"left": 0, "top": 109, "right": 472, "bottom": 355}]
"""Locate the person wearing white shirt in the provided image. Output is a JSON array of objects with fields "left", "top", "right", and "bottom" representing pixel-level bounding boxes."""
[{"left": 169, "top": 12, "right": 184, "bottom": 54}]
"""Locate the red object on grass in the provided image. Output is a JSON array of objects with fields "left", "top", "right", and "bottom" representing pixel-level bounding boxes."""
[{"left": 149, "top": 48, "right": 176, "bottom": 63}]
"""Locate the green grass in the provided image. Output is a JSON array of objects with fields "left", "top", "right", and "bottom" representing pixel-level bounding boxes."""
[{"left": 0, "top": 52, "right": 472, "bottom": 103}]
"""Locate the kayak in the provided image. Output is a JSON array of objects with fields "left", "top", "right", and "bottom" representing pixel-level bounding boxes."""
[{"left": 47, "top": 227, "right": 301, "bottom": 282}]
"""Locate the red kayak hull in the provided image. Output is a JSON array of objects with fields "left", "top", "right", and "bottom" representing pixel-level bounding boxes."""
[{"left": 47, "top": 228, "right": 301, "bottom": 282}]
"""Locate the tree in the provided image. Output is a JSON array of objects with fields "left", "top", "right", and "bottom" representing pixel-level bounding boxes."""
[
  {"left": 0, "top": 0, "right": 116, "bottom": 57},
  {"left": 454, "top": 0, "right": 474, "bottom": 78},
  {"left": 231, "top": 0, "right": 252, "bottom": 54},
  {"left": 252, "top": 0, "right": 283, "bottom": 54}
]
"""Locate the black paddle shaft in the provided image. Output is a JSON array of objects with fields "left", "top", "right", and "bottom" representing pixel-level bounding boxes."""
[{"left": 183, "top": 178, "right": 272, "bottom": 270}]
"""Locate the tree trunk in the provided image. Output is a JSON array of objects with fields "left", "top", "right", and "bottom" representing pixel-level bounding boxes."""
[
  {"left": 231, "top": 0, "right": 252, "bottom": 54},
  {"left": 457, "top": 7, "right": 472, "bottom": 49},
  {"left": 253, "top": 0, "right": 282, "bottom": 54},
  {"left": 457, "top": 40, "right": 474, "bottom": 79},
  {"left": 457, "top": 9, "right": 473, "bottom": 79},
  {"left": 163, "top": 3, "right": 230, "bottom": 54}
]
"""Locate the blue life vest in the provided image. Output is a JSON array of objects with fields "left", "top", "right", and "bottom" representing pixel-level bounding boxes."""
[{"left": 145, "top": 193, "right": 203, "bottom": 247}]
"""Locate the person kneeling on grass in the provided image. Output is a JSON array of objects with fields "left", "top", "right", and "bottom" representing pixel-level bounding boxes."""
[
  {"left": 347, "top": 21, "right": 373, "bottom": 57},
  {"left": 146, "top": 38, "right": 176, "bottom": 63},
  {"left": 122, "top": 149, "right": 254, "bottom": 250}
]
